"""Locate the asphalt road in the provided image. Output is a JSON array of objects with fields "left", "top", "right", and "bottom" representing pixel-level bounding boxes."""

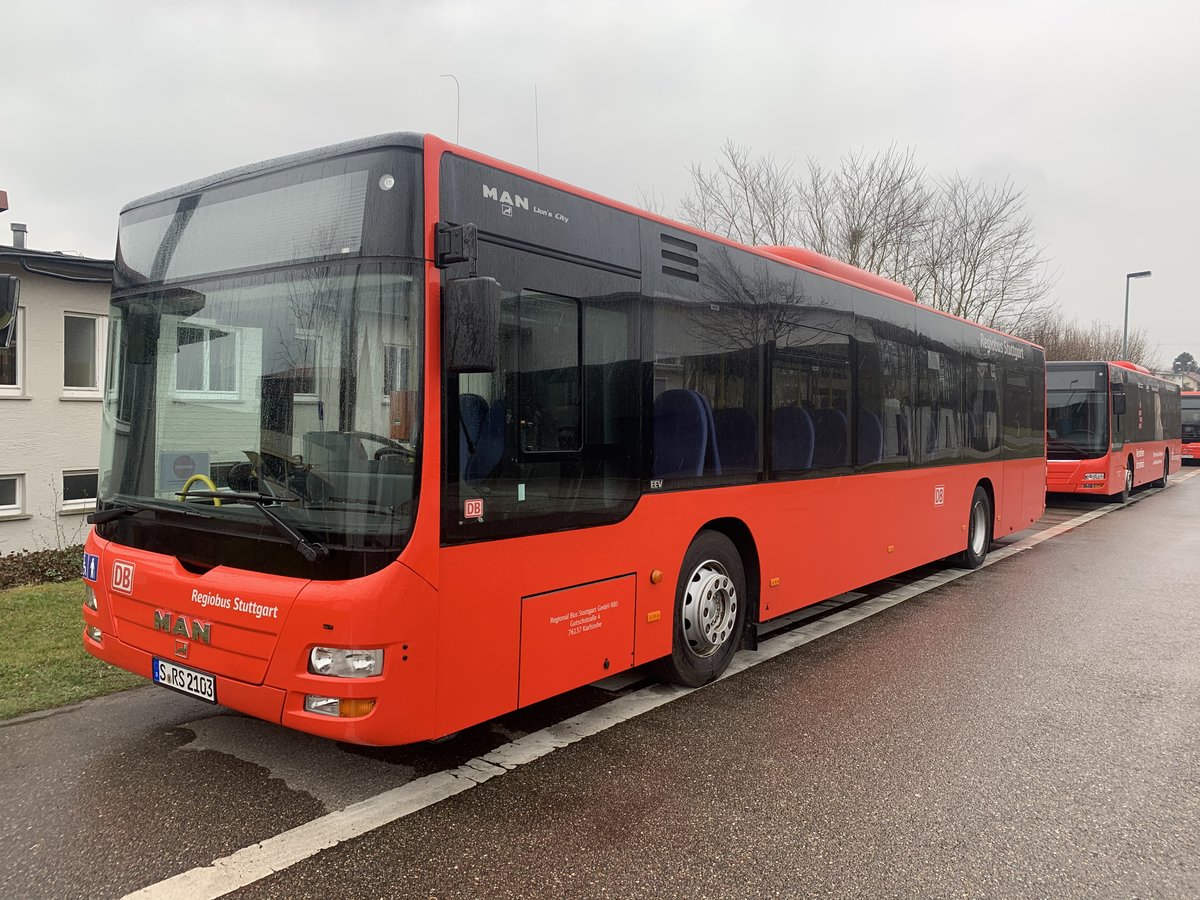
[{"left": 3, "top": 478, "right": 1197, "bottom": 899}]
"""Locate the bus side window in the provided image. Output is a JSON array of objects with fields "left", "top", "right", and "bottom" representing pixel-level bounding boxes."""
[
  {"left": 857, "top": 331, "right": 915, "bottom": 469},
  {"left": 651, "top": 296, "right": 760, "bottom": 484},
  {"left": 771, "top": 327, "right": 850, "bottom": 474},
  {"left": 1002, "top": 368, "right": 1035, "bottom": 457}
]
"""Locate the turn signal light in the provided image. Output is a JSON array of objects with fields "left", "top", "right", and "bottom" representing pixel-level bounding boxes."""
[
  {"left": 83, "top": 584, "right": 98, "bottom": 611},
  {"left": 338, "top": 698, "right": 377, "bottom": 718},
  {"left": 304, "top": 695, "right": 377, "bottom": 718}
]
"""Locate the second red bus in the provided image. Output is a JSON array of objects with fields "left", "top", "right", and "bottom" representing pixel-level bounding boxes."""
[{"left": 1046, "top": 360, "right": 1181, "bottom": 499}]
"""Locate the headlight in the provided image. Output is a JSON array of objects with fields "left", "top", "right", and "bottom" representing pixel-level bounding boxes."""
[
  {"left": 309, "top": 647, "right": 384, "bottom": 678},
  {"left": 83, "top": 584, "right": 98, "bottom": 611}
]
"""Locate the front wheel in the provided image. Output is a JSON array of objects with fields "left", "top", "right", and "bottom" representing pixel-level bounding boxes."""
[
  {"left": 953, "top": 485, "right": 992, "bottom": 569},
  {"left": 1117, "top": 456, "right": 1135, "bottom": 502},
  {"left": 653, "top": 531, "right": 747, "bottom": 687}
]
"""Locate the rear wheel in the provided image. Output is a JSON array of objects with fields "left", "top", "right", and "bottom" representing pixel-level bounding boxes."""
[
  {"left": 1154, "top": 451, "right": 1170, "bottom": 488},
  {"left": 953, "top": 485, "right": 992, "bottom": 569},
  {"left": 653, "top": 531, "right": 747, "bottom": 687}
]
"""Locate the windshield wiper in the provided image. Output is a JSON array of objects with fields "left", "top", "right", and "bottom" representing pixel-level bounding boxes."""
[
  {"left": 178, "top": 490, "right": 330, "bottom": 564},
  {"left": 88, "top": 498, "right": 210, "bottom": 525}
]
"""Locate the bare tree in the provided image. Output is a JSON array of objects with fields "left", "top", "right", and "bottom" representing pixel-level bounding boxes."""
[
  {"left": 919, "top": 175, "right": 1057, "bottom": 333},
  {"left": 678, "top": 141, "right": 800, "bottom": 246},
  {"left": 677, "top": 142, "right": 1057, "bottom": 334},
  {"left": 797, "top": 146, "right": 931, "bottom": 290},
  {"left": 1012, "top": 305, "right": 1159, "bottom": 368},
  {"left": 635, "top": 186, "right": 669, "bottom": 217}
]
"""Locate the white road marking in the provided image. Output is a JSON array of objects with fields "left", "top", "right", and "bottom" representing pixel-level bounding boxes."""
[{"left": 123, "top": 476, "right": 1191, "bottom": 900}]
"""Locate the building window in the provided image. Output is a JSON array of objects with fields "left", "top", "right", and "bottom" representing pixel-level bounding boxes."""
[
  {"left": 383, "top": 343, "right": 412, "bottom": 396},
  {"left": 0, "top": 474, "right": 23, "bottom": 515},
  {"left": 176, "top": 325, "right": 237, "bottom": 397},
  {"left": 64, "top": 313, "right": 106, "bottom": 396},
  {"left": 0, "top": 308, "right": 22, "bottom": 395},
  {"left": 294, "top": 332, "right": 320, "bottom": 398},
  {"left": 61, "top": 470, "right": 99, "bottom": 512}
]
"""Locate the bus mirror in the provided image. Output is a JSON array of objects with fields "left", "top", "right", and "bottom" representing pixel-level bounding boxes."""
[
  {"left": 1112, "top": 385, "right": 1127, "bottom": 416},
  {"left": 444, "top": 276, "right": 500, "bottom": 373},
  {"left": 0, "top": 275, "right": 19, "bottom": 350}
]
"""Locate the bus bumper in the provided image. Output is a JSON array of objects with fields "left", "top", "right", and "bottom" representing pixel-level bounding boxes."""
[{"left": 1046, "top": 459, "right": 1113, "bottom": 494}]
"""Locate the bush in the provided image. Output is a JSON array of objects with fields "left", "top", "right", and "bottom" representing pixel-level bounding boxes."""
[{"left": 0, "top": 546, "right": 85, "bottom": 590}]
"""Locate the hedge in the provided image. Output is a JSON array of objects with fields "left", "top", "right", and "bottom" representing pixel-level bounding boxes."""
[{"left": 0, "top": 546, "right": 85, "bottom": 591}]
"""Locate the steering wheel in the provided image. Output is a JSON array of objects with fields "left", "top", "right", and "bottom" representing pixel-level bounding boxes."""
[{"left": 340, "top": 430, "right": 413, "bottom": 462}]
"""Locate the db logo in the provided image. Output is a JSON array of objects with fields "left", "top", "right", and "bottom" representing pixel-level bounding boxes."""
[
  {"left": 933, "top": 485, "right": 945, "bottom": 507},
  {"left": 112, "top": 560, "right": 135, "bottom": 594},
  {"left": 463, "top": 498, "right": 484, "bottom": 519}
]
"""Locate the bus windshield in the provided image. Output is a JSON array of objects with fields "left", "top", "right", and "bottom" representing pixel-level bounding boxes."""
[
  {"left": 99, "top": 261, "right": 422, "bottom": 559},
  {"left": 1183, "top": 396, "right": 1200, "bottom": 442},
  {"left": 1047, "top": 367, "right": 1108, "bottom": 459}
]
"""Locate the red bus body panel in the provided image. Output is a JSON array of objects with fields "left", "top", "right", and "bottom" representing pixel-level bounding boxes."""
[
  {"left": 1181, "top": 391, "right": 1200, "bottom": 462},
  {"left": 1047, "top": 363, "right": 1181, "bottom": 496},
  {"left": 85, "top": 456, "right": 1043, "bottom": 745},
  {"left": 1046, "top": 440, "right": 1179, "bottom": 495},
  {"left": 82, "top": 134, "right": 1048, "bottom": 746}
]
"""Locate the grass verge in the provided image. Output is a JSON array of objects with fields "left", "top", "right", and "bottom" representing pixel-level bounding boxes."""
[{"left": 0, "top": 580, "right": 144, "bottom": 719}]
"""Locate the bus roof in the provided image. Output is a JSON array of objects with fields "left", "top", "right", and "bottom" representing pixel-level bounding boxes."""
[
  {"left": 1049, "top": 360, "right": 1180, "bottom": 387},
  {"left": 121, "top": 130, "right": 1042, "bottom": 351},
  {"left": 121, "top": 132, "right": 425, "bottom": 213}
]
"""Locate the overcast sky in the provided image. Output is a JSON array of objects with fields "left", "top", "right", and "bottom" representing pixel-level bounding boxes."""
[{"left": 4, "top": 1, "right": 1198, "bottom": 365}]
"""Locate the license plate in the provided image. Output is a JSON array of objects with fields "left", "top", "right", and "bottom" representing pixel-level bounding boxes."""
[{"left": 153, "top": 658, "right": 217, "bottom": 703}]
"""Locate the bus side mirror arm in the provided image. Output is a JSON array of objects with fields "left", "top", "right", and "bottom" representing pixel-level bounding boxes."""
[
  {"left": 0, "top": 275, "right": 19, "bottom": 351},
  {"left": 435, "top": 222, "right": 478, "bottom": 273},
  {"left": 444, "top": 275, "right": 500, "bottom": 374}
]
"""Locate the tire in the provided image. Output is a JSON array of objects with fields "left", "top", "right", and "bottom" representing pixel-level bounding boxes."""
[
  {"left": 1117, "top": 456, "right": 1135, "bottom": 502},
  {"left": 1154, "top": 452, "right": 1170, "bottom": 489},
  {"left": 653, "top": 531, "right": 747, "bottom": 687},
  {"left": 953, "top": 485, "right": 992, "bottom": 569}
]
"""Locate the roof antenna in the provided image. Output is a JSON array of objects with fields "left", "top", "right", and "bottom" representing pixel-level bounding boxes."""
[{"left": 440, "top": 74, "right": 461, "bottom": 145}]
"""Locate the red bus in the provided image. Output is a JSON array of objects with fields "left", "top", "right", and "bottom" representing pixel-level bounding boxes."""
[
  {"left": 81, "top": 133, "right": 1046, "bottom": 745},
  {"left": 1181, "top": 391, "right": 1200, "bottom": 463},
  {"left": 1046, "top": 360, "right": 1181, "bottom": 499}
]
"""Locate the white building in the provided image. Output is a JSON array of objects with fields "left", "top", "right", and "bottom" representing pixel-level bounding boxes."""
[
  {"left": 1156, "top": 370, "right": 1200, "bottom": 391},
  {"left": 0, "top": 222, "right": 113, "bottom": 554}
]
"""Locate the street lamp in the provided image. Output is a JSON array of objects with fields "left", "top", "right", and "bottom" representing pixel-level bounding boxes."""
[
  {"left": 1123, "top": 270, "right": 1152, "bottom": 360},
  {"left": 440, "top": 74, "right": 460, "bottom": 145}
]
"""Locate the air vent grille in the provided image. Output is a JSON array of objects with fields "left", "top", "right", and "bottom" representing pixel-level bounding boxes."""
[{"left": 660, "top": 233, "right": 699, "bottom": 282}]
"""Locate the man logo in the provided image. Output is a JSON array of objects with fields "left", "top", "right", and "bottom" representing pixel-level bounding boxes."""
[
  {"left": 483, "top": 184, "right": 529, "bottom": 212},
  {"left": 154, "top": 610, "right": 212, "bottom": 644}
]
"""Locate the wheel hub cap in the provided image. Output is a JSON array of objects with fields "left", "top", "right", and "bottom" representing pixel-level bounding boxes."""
[
  {"left": 970, "top": 500, "right": 988, "bottom": 556},
  {"left": 682, "top": 560, "right": 738, "bottom": 658}
]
